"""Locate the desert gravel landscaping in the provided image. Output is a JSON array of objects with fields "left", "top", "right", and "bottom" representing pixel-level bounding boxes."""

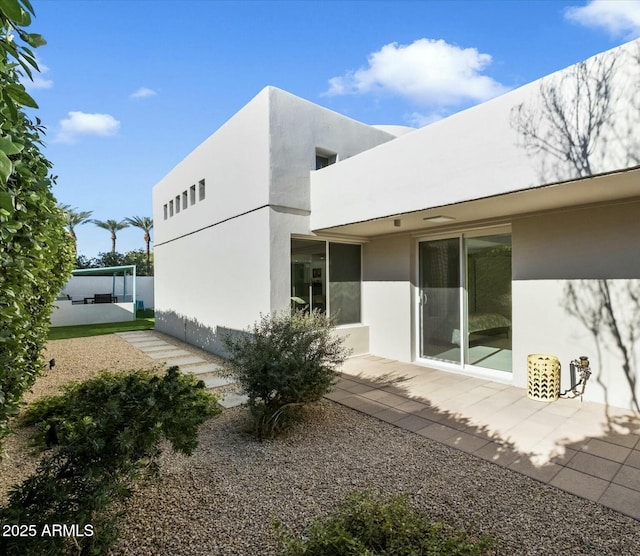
[{"left": 2, "top": 334, "right": 640, "bottom": 555}]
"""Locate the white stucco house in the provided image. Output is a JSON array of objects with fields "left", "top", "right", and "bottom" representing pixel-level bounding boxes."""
[{"left": 153, "top": 39, "right": 640, "bottom": 411}]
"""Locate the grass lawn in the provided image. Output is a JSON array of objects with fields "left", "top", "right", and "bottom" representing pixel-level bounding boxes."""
[{"left": 48, "top": 311, "right": 155, "bottom": 340}]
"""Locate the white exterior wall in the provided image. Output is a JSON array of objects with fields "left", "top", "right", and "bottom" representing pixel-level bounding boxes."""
[
  {"left": 154, "top": 209, "right": 271, "bottom": 353},
  {"left": 153, "top": 88, "right": 271, "bottom": 246},
  {"left": 51, "top": 301, "right": 135, "bottom": 327},
  {"left": 60, "top": 275, "right": 154, "bottom": 309},
  {"left": 310, "top": 39, "right": 640, "bottom": 230},
  {"left": 153, "top": 89, "right": 272, "bottom": 352},
  {"left": 362, "top": 236, "right": 413, "bottom": 361},
  {"left": 153, "top": 87, "right": 396, "bottom": 355},
  {"left": 511, "top": 200, "right": 640, "bottom": 409},
  {"left": 268, "top": 90, "right": 395, "bottom": 211}
]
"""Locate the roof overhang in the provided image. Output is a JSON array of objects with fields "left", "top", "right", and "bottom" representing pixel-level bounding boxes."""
[
  {"left": 72, "top": 265, "right": 136, "bottom": 276},
  {"left": 312, "top": 166, "right": 640, "bottom": 239}
]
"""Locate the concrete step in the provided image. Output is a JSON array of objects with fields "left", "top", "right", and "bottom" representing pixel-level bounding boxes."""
[
  {"left": 162, "top": 356, "right": 206, "bottom": 366},
  {"left": 183, "top": 363, "right": 223, "bottom": 375},
  {"left": 147, "top": 349, "right": 192, "bottom": 360},
  {"left": 203, "top": 375, "right": 237, "bottom": 389},
  {"left": 219, "top": 392, "right": 249, "bottom": 408}
]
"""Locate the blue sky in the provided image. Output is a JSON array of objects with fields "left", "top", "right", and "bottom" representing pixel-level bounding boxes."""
[{"left": 24, "top": 0, "right": 640, "bottom": 257}]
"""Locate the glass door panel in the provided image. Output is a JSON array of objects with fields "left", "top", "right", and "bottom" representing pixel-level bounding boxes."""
[
  {"left": 418, "top": 238, "right": 461, "bottom": 364},
  {"left": 465, "top": 234, "right": 512, "bottom": 372}
]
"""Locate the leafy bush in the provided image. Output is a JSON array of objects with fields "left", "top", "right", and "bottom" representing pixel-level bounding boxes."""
[
  {"left": 0, "top": 0, "right": 75, "bottom": 447},
  {"left": 223, "top": 310, "right": 350, "bottom": 438},
  {"left": 1, "top": 366, "right": 221, "bottom": 555},
  {"left": 274, "top": 490, "right": 497, "bottom": 556}
]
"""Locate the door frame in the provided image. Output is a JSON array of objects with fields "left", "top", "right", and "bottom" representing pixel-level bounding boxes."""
[{"left": 413, "top": 224, "right": 512, "bottom": 380}]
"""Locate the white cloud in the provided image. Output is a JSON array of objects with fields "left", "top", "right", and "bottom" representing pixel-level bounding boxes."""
[
  {"left": 565, "top": 0, "right": 640, "bottom": 38},
  {"left": 55, "top": 111, "right": 121, "bottom": 143},
  {"left": 325, "top": 38, "right": 508, "bottom": 106},
  {"left": 130, "top": 87, "right": 157, "bottom": 99},
  {"left": 22, "top": 60, "right": 53, "bottom": 90},
  {"left": 406, "top": 110, "right": 447, "bottom": 128}
]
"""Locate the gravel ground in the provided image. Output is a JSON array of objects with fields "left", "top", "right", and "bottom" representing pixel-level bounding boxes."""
[{"left": 2, "top": 334, "right": 640, "bottom": 555}]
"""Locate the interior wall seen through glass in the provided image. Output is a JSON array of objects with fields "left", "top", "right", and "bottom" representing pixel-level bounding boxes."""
[
  {"left": 291, "top": 239, "right": 326, "bottom": 314},
  {"left": 465, "top": 234, "right": 512, "bottom": 372}
]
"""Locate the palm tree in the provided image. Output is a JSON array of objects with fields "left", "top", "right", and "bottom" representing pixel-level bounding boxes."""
[
  {"left": 125, "top": 216, "right": 153, "bottom": 275},
  {"left": 92, "top": 219, "right": 129, "bottom": 254},
  {"left": 59, "top": 204, "right": 93, "bottom": 243}
]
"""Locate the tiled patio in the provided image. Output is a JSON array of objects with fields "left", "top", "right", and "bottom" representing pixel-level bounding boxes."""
[{"left": 327, "top": 355, "right": 640, "bottom": 521}]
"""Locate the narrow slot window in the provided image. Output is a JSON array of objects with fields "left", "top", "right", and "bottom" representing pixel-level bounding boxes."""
[
  {"left": 163, "top": 204, "right": 168, "bottom": 220},
  {"left": 190, "top": 184, "right": 196, "bottom": 205},
  {"left": 198, "top": 179, "right": 205, "bottom": 201},
  {"left": 169, "top": 200, "right": 174, "bottom": 217},
  {"left": 182, "top": 191, "right": 188, "bottom": 209},
  {"left": 175, "top": 195, "right": 181, "bottom": 213}
]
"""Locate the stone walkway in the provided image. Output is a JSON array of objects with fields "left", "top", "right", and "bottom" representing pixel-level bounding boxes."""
[{"left": 115, "top": 330, "right": 248, "bottom": 408}]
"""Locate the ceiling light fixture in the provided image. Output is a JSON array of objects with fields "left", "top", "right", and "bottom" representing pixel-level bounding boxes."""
[{"left": 423, "top": 215, "right": 455, "bottom": 223}]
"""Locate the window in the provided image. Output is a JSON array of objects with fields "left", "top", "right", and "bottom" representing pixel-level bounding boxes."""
[
  {"left": 198, "top": 179, "right": 205, "bottom": 201},
  {"left": 329, "top": 243, "right": 361, "bottom": 325},
  {"left": 175, "top": 195, "right": 181, "bottom": 213},
  {"left": 182, "top": 191, "right": 188, "bottom": 209},
  {"left": 315, "top": 148, "right": 337, "bottom": 170},
  {"left": 169, "top": 200, "right": 174, "bottom": 217},
  {"left": 290, "top": 238, "right": 361, "bottom": 325},
  {"left": 190, "top": 184, "right": 196, "bottom": 205}
]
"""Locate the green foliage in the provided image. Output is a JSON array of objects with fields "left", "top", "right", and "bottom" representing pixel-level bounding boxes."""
[
  {"left": 2, "top": 366, "right": 221, "bottom": 555},
  {"left": 59, "top": 203, "right": 92, "bottom": 242},
  {"left": 92, "top": 218, "right": 129, "bottom": 254},
  {"left": 274, "top": 490, "right": 497, "bottom": 556},
  {"left": 223, "top": 310, "right": 349, "bottom": 438},
  {"left": 0, "top": 0, "right": 75, "bottom": 447},
  {"left": 125, "top": 215, "right": 153, "bottom": 275},
  {"left": 75, "top": 250, "right": 154, "bottom": 275}
]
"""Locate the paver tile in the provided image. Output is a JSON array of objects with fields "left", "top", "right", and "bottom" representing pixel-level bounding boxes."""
[
  {"left": 473, "top": 442, "right": 521, "bottom": 466},
  {"left": 162, "top": 356, "right": 205, "bottom": 366},
  {"left": 508, "top": 458, "right": 563, "bottom": 483},
  {"left": 612, "top": 465, "right": 640, "bottom": 491},
  {"left": 204, "top": 376, "right": 237, "bottom": 389},
  {"left": 219, "top": 392, "right": 249, "bottom": 408},
  {"left": 567, "top": 452, "right": 622, "bottom": 481},
  {"left": 624, "top": 449, "right": 640, "bottom": 470},
  {"left": 374, "top": 407, "right": 409, "bottom": 424},
  {"left": 600, "top": 483, "right": 640, "bottom": 520},
  {"left": 442, "top": 431, "right": 489, "bottom": 453},
  {"left": 393, "top": 414, "right": 435, "bottom": 432},
  {"left": 139, "top": 345, "right": 175, "bottom": 353},
  {"left": 550, "top": 467, "right": 609, "bottom": 501},
  {"left": 581, "top": 438, "right": 632, "bottom": 463},
  {"left": 184, "top": 363, "right": 223, "bottom": 375},
  {"left": 147, "top": 349, "right": 191, "bottom": 360},
  {"left": 415, "top": 423, "right": 458, "bottom": 443}
]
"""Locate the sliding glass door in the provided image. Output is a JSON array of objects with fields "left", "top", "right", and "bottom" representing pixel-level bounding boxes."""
[
  {"left": 418, "top": 238, "right": 461, "bottom": 364},
  {"left": 418, "top": 232, "right": 512, "bottom": 373}
]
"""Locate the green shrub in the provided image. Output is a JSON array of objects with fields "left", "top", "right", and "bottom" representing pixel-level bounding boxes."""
[
  {"left": 274, "top": 490, "right": 497, "bottom": 556},
  {"left": 0, "top": 0, "right": 76, "bottom": 448},
  {"left": 223, "top": 310, "right": 350, "bottom": 438},
  {"left": 1, "top": 366, "right": 221, "bottom": 555}
]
